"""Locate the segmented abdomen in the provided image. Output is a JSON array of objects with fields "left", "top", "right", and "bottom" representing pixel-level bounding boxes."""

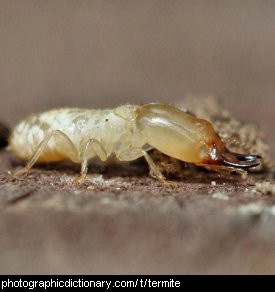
[{"left": 9, "top": 106, "right": 144, "bottom": 163}]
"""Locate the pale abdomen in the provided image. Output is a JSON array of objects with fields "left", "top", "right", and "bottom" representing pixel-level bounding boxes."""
[
  {"left": 9, "top": 106, "right": 145, "bottom": 163},
  {"left": 9, "top": 112, "right": 74, "bottom": 163}
]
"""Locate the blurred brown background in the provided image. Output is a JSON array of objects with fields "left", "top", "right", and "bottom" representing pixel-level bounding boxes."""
[{"left": 0, "top": 0, "right": 274, "bottom": 157}]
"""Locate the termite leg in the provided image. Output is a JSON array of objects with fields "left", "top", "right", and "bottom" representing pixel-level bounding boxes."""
[
  {"left": 117, "top": 147, "right": 164, "bottom": 180},
  {"left": 73, "top": 139, "right": 107, "bottom": 185},
  {"left": 117, "top": 148, "right": 176, "bottom": 187},
  {"left": 141, "top": 150, "right": 178, "bottom": 187},
  {"left": 14, "top": 130, "right": 78, "bottom": 176},
  {"left": 141, "top": 150, "right": 165, "bottom": 182}
]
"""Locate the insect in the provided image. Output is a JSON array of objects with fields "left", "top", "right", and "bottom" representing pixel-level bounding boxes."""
[{"left": 6, "top": 103, "right": 261, "bottom": 184}]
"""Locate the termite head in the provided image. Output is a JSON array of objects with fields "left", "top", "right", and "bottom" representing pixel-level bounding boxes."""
[
  {"left": 197, "top": 131, "right": 262, "bottom": 171},
  {"left": 190, "top": 118, "right": 262, "bottom": 171},
  {"left": 136, "top": 103, "right": 261, "bottom": 171}
]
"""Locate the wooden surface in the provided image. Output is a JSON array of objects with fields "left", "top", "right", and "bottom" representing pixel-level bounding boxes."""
[{"left": 0, "top": 149, "right": 274, "bottom": 274}]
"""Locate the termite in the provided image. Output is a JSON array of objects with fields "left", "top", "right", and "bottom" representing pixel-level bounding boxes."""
[{"left": 4, "top": 103, "right": 261, "bottom": 184}]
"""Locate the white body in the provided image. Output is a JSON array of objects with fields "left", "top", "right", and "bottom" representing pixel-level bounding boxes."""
[
  {"left": 9, "top": 105, "right": 148, "bottom": 163},
  {"left": 8, "top": 103, "right": 259, "bottom": 182}
]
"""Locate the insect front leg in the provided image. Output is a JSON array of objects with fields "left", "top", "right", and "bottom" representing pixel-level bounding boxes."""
[
  {"left": 14, "top": 130, "right": 78, "bottom": 176},
  {"left": 141, "top": 150, "right": 166, "bottom": 183},
  {"left": 73, "top": 139, "right": 107, "bottom": 185},
  {"left": 117, "top": 148, "right": 176, "bottom": 186},
  {"left": 142, "top": 150, "right": 178, "bottom": 187}
]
